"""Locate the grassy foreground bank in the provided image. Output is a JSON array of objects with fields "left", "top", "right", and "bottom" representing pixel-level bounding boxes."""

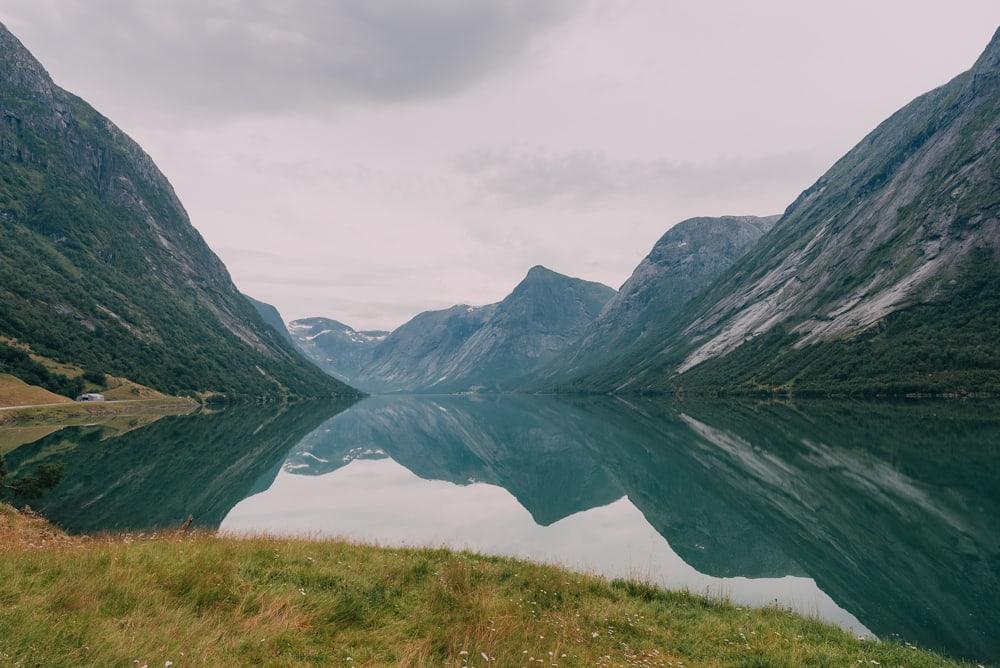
[
  {"left": 0, "top": 506, "right": 962, "bottom": 667},
  {"left": 0, "top": 396, "right": 196, "bottom": 428}
]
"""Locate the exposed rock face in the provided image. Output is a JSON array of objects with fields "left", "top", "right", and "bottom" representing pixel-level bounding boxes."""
[
  {"left": 357, "top": 266, "right": 615, "bottom": 393},
  {"left": 564, "top": 27, "right": 1000, "bottom": 394},
  {"left": 288, "top": 317, "right": 389, "bottom": 384},
  {"left": 536, "top": 216, "right": 777, "bottom": 386},
  {"left": 676, "top": 28, "right": 1000, "bottom": 372},
  {"left": 356, "top": 304, "right": 498, "bottom": 393},
  {"left": 0, "top": 23, "right": 355, "bottom": 397}
]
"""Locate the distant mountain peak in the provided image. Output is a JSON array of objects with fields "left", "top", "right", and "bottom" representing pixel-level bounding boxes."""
[
  {"left": 531, "top": 214, "right": 777, "bottom": 389},
  {"left": 517, "top": 265, "right": 571, "bottom": 287},
  {"left": 287, "top": 316, "right": 389, "bottom": 384},
  {"left": 557, "top": 29, "right": 1000, "bottom": 395},
  {"left": 972, "top": 25, "right": 1000, "bottom": 78},
  {"left": 0, "top": 21, "right": 51, "bottom": 80},
  {"left": 515, "top": 265, "right": 614, "bottom": 297},
  {"left": 0, "top": 21, "right": 60, "bottom": 113},
  {"left": 352, "top": 266, "right": 614, "bottom": 393},
  {"left": 525, "top": 264, "right": 556, "bottom": 277}
]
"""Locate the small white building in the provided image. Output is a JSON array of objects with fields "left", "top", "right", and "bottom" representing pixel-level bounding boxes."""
[{"left": 75, "top": 393, "right": 106, "bottom": 402}]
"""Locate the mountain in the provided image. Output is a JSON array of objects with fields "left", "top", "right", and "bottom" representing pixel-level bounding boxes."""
[
  {"left": 357, "top": 266, "right": 615, "bottom": 393},
  {"left": 246, "top": 296, "right": 295, "bottom": 346},
  {"left": 357, "top": 304, "right": 498, "bottom": 393},
  {"left": 565, "top": 28, "right": 1000, "bottom": 396},
  {"left": 0, "top": 23, "right": 357, "bottom": 399},
  {"left": 288, "top": 317, "right": 389, "bottom": 383},
  {"left": 533, "top": 215, "right": 778, "bottom": 386}
]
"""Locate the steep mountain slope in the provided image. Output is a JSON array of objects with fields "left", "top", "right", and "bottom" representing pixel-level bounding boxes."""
[
  {"left": 0, "top": 23, "right": 356, "bottom": 398},
  {"left": 246, "top": 296, "right": 296, "bottom": 347},
  {"left": 288, "top": 317, "right": 389, "bottom": 383},
  {"left": 357, "top": 304, "right": 498, "bottom": 393},
  {"left": 358, "top": 266, "right": 615, "bottom": 393},
  {"left": 534, "top": 216, "right": 777, "bottom": 386},
  {"left": 567, "top": 27, "right": 1000, "bottom": 395}
]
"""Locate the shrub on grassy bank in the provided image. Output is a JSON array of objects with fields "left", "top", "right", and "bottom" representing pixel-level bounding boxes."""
[{"left": 0, "top": 343, "right": 85, "bottom": 398}]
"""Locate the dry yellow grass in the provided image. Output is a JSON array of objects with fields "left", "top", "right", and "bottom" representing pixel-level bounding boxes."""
[
  {"left": 0, "top": 398, "right": 197, "bottom": 428},
  {"left": 100, "top": 375, "right": 169, "bottom": 401},
  {"left": 0, "top": 505, "right": 967, "bottom": 667},
  {"left": 1, "top": 337, "right": 168, "bottom": 402},
  {"left": 0, "top": 374, "right": 72, "bottom": 408}
]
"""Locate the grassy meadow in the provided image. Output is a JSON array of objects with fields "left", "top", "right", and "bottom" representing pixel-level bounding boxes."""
[{"left": 0, "top": 505, "right": 966, "bottom": 667}]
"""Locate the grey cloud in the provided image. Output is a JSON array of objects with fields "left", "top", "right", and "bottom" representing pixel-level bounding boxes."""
[
  {"left": 1, "top": 0, "right": 579, "bottom": 117},
  {"left": 455, "top": 147, "right": 830, "bottom": 209}
]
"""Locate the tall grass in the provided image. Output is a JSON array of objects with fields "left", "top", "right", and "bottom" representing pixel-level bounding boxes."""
[{"left": 0, "top": 506, "right": 967, "bottom": 667}]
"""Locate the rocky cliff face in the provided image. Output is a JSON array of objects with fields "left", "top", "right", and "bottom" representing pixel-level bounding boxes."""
[
  {"left": 288, "top": 317, "right": 389, "bottom": 383},
  {"left": 566, "top": 27, "right": 1000, "bottom": 395},
  {"left": 356, "top": 304, "right": 498, "bottom": 393},
  {"left": 356, "top": 266, "right": 614, "bottom": 393},
  {"left": 536, "top": 216, "right": 777, "bottom": 386},
  {"left": 431, "top": 266, "right": 616, "bottom": 392},
  {"left": 678, "top": 30, "right": 1000, "bottom": 373},
  {"left": 0, "top": 23, "right": 355, "bottom": 397}
]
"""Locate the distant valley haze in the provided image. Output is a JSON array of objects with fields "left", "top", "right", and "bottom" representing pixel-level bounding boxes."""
[{"left": 1, "top": 1, "right": 997, "bottom": 330}]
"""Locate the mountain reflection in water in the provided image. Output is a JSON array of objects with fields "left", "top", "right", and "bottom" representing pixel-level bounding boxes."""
[{"left": 3, "top": 396, "right": 997, "bottom": 663}]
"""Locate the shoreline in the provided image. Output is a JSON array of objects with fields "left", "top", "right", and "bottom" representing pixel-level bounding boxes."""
[
  {"left": 0, "top": 398, "right": 198, "bottom": 427},
  {"left": 0, "top": 505, "right": 967, "bottom": 667}
]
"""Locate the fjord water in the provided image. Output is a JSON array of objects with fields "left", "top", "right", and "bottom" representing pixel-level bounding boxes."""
[{"left": 3, "top": 398, "right": 998, "bottom": 663}]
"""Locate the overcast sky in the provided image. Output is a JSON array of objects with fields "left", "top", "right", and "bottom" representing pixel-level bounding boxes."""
[{"left": 2, "top": 2, "right": 998, "bottom": 329}]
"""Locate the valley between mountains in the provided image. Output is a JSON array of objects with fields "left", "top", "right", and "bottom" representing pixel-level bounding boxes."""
[{"left": 2, "top": 22, "right": 999, "bottom": 401}]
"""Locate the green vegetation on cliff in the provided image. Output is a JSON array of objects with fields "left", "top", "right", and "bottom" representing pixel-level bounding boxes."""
[
  {"left": 0, "top": 23, "right": 356, "bottom": 399},
  {"left": 554, "top": 28, "right": 1000, "bottom": 397}
]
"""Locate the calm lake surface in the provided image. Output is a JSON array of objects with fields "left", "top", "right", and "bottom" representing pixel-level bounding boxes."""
[{"left": 3, "top": 396, "right": 998, "bottom": 663}]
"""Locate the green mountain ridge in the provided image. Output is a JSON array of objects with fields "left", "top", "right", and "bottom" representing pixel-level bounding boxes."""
[
  {"left": 0, "top": 23, "right": 357, "bottom": 399},
  {"left": 355, "top": 265, "right": 615, "bottom": 393},
  {"left": 557, "top": 26, "right": 1000, "bottom": 396},
  {"left": 246, "top": 296, "right": 296, "bottom": 347},
  {"left": 531, "top": 215, "right": 778, "bottom": 389}
]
